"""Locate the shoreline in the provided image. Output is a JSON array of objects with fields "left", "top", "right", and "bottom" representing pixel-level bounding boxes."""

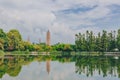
[{"left": 0, "top": 51, "right": 120, "bottom": 57}]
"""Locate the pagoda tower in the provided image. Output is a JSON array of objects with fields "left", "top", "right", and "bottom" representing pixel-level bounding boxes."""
[{"left": 46, "top": 30, "right": 50, "bottom": 46}]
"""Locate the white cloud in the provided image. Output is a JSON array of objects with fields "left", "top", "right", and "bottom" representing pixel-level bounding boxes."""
[
  {"left": 51, "top": 23, "right": 75, "bottom": 44},
  {"left": 84, "top": 6, "right": 111, "bottom": 19}
]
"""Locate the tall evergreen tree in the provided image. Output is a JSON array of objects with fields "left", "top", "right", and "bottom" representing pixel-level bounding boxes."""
[
  {"left": 89, "top": 31, "right": 96, "bottom": 51},
  {"left": 75, "top": 29, "right": 120, "bottom": 52},
  {"left": 117, "top": 29, "right": 120, "bottom": 51},
  {"left": 101, "top": 30, "right": 108, "bottom": 52},
  {"left": 95, "top": 32, "right": 101, "bottom": 51},
  {"left": 86, "top": 30, "right": 90, "bottom": 51},
  {"left": 108, "top": 31, "right": 116, "bottom": 51}
]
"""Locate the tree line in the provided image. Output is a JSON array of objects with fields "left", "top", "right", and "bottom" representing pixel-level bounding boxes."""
[
  {"left": 0, "top": 28, "right": 74, "bottom": 52},
  {"left": 1, "top": 28, "right": 120, "bottom": 52},
  {"left": 75, "top": 29, "right": 120, "bottom": 52},
  {"left": 0, "top": 28, "right": 52, "bottom": 52}
]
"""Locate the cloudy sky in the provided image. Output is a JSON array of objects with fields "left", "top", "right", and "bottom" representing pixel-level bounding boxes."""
[{"left": 0, "top": 0, "right": 120, "bottom": 44}]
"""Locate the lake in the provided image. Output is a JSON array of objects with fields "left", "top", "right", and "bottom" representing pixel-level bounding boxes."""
[{"left": 0, "top": 55, "right": 120, "bottom": 80}]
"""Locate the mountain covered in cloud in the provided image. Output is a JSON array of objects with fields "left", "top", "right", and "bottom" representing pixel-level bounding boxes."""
[{"left": 0, "top": 0, "right": 120, "bottom": 44}]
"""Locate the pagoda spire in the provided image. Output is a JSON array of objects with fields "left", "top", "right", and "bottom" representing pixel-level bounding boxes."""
[{"left": 46, "top": 30, "right": 50, "bottom": 46}]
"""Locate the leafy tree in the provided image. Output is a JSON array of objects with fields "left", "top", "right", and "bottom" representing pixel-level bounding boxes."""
[
  {"left": 95, "top": 32, "right": 101, "bottom": 51},
  {"left": 70, "top": 44, "right": 76, "bottom": 51},
  {"left": 75, "top": 29, "right": 119, "bottom": 52},
  {"left": 75, "top": 33, "right": 84, "bottom": 51},
  {"left": 101, "top": 30, "right": 108, "bottom": 52},
  {"left": 63, "top": 44, "right": 72, "bottom": 51},
  {"left": 18, "top": 41, "right": 25, "bottom": 51},
  {"left": 86, "top": 30, "right": 90, "bottom": 51},
  {"left": 33, "top": 44, "right": 42, "bottom": 51},
  {"left": 24, "top": 41, "right": 34, "bottom": 51},
  {"left": 81, "top": 34, "right": 86, "bottom": 51},
  {"left": 0, "top": 39, "right": 4, "bottom": 50},
  {"left": 45, "top": 45, "right": 52, "bottom": 52},
  {"left": 0, "top": 29, "right": 8, "bottom": 50},
  {"left": 108, "top": 31, "right": 117, "bottom": 51},
  {"left": 89, "top": 31, "right": 96, "bottom": 51},
  {"left": 7, "top": 29, "right": 22, "bottom": 51},
  {"left": 53, "top": 43, "right": 65, "bottom": 51},
  {"left": 117, "top": 29, "right": 120, "bottom": 51}
]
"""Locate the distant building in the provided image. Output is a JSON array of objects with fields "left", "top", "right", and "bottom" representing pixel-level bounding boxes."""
[
  {"left": 27, "top": 36, "right": 30, "bottom": 42},
  {"left": 39, "top": 38, "right": 41, "bottom": 43},
  {"left": 46, "top": 30, "right": 50, "bottom": 46}
]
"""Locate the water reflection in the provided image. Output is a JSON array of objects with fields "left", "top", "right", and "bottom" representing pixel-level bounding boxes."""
[
  {"left": 0, "top": 55, "right": 120, "bottom": 80},
  {"left": 46, "top": 59, "right": 51, "bottom": 74},
  {"left": 75, "top": 56, "right": 120, "bottom": 77}
]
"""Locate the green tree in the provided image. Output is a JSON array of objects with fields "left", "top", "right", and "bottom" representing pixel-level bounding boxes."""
[
  {"left": 18, "top": 41, "right": 25, "bottom": 51},
  {"left": 45, "top": 45, "right": 52, "bottom": 52},
  {"left": 108, "top": 31, "right": 116, "bottom": 51},
  {"left": 81, "top": 34, "right": 86, "bottom": 51},
  {"left": 95, "top": 32, "right": 102, "bottom": 51},
  {"left": 86, "top": 30, "right": 90, "bottom": 51},
  {"left": 33, "top": 44, "right": 42, "bottom": 51},
  {"left": 89, "top": 31, "right": 96, "bottom": 51},
  {"left": 63, "top": 44, "right": 72, "bottom": 51},
  {"left": 24, "top": 41, "right": 34, "bottom": 51},
  {"left": 101, "top": 30, "right": 108, "bottom": 52},
  {"left": 117, "top": 29, "right": 120, "bottom": 51},
  {"left": 0, "top": 39, "right": 4, "bottom": 50},
  {"left": 53, "top": 43, "right": 65, "bottom": 51},
  {"left": 7, "top": 29, "right": 22, "bottom": 51},
  {"left": 0, "top": 29, "right": 8, "bottom": 50},
  {"left": 75, "top": 33, "right": 83, "bottom": 51}
]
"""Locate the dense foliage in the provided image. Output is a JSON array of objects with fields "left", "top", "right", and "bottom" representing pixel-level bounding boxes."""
[
  {"left": 75, "top": 29, "right": 120, "bottom": 52},
  {"left": 0, "top": 28, "right": 44, "bottom": 52},
  {"left": 0, "top": 28, "right": 120, "bottom": 53},
  {"left": 0, "top": 28, "right": 74, "bottom": 52}
]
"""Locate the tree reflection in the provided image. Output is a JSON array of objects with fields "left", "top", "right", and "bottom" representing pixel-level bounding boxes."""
[
  {"left": 75, "top": 56, "right": 120, "bottom": 77},
  {"left": 0, "top": 54, "right": 120, "bottom": 79}
]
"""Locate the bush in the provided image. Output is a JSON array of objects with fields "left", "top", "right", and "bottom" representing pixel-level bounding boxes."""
[{"left": 0, "top": 50, "right": 5, "bottom": 56}]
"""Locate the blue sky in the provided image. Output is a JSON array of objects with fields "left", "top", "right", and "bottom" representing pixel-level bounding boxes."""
[{"left": 0, "top": 0, "right": 120, "bottom": 44}]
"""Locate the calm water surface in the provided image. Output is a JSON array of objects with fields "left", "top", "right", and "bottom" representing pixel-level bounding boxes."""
[{"left": 0, "top": 55, "right": 120, "bottom": 80}]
